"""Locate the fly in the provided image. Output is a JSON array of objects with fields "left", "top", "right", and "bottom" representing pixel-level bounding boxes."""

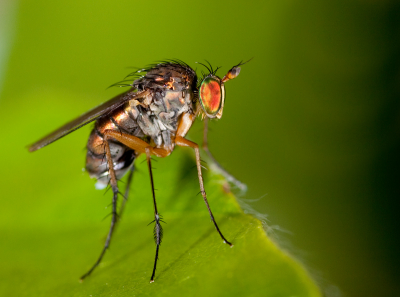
[{"left": 28, "top": 59, "right": 248, "bottom": 283}]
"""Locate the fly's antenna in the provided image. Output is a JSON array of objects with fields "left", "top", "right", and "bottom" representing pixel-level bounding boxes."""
[
  {"left": 233, "top": 58, "right": 253, "bottom": 68},
  {"left": 222, "top": 58, "right": 253, "bottom": 83}
]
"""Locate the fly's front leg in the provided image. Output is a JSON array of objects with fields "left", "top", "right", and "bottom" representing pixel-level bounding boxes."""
[
  {"left": 175, "top": 136, "right": 232, "bottom": 246},
  {"left": 203, "top": 118, "right": 247, "bottom": 193},
  {"left": 80, "top": 138, "right": 119, "bottom": 281}
]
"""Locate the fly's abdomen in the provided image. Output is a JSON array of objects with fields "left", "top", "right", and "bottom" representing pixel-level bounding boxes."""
[{"left": 85, "top": 105, "right": 144, "bottom": 188}]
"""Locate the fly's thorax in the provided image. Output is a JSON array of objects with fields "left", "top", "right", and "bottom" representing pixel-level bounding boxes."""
[
  {"left": 129, "top": 89, "right": 194, "bottom": 150},
  {"left": 133, "top": 63, "right": 197, "bottom": 94},
  {"left": 152, "top": 89, "right": 193, "bottom": 124}
]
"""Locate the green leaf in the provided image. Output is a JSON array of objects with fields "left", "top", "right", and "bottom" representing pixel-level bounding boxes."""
[{"left": 0, "top": 90, "right": 320, "bottom": 297}]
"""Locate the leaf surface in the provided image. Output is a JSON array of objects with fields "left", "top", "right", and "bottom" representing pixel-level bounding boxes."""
[{"left": 0, "top": 92, "right": 320, "bottom": 296}]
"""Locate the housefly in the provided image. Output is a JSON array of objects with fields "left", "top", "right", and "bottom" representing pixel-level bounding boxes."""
[{"left": 28, "top": 59, "right": 248, "bottom": 282}]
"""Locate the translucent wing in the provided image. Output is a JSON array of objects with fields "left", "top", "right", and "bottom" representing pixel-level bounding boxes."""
[{"left": 28, "top": 89, "right": 146, "bottom": 152}]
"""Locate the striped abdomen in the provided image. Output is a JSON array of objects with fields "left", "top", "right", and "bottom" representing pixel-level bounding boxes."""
[{"left": 85, "top": 103, "right": 144, "bottom": 188}]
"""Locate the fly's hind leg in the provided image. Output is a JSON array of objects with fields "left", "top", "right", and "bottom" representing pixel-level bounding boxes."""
[
  {"left": 100, "top": 130, "right": 170, "bottom": 283},
  {"left": 80, "top": 139, "right": 120, "bottom": 281},
  {"left": 175, "top": 136, "right": 232, "bottom": 246},
  {"left": 203, "top": 118, "right": 247, "bottom": 193}
]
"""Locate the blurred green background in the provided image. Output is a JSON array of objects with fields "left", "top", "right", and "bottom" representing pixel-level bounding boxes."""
[{"left": 0, "top": 0, "right": 399, "bottom": 296}]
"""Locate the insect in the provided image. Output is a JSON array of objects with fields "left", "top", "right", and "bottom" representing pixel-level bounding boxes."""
[{"left": 28, "top": 59, "right": 247, "bottom": 282}]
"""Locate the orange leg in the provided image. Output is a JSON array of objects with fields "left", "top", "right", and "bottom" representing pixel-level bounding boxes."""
[
  {"left": 202, "top": 118, "right": 247, "bottom": 193},
  {"left": 102, "top": 130, "right": 171, "bottom": 158},
  {"left": 175, "top": 136, "right": 232, "bottom": 246}
]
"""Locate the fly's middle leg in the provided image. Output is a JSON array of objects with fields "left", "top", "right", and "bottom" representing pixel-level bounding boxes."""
[
  {"left": 80, "top": 139, "right": 120, "bottom": 281},
  {"left": 145, "top": 148, "right": 163, "bottom": 283}
]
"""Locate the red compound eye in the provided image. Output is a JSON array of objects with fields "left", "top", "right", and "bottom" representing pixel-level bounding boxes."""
[{"left": 199, "top": 76, "right": 223, "bottom": 117}]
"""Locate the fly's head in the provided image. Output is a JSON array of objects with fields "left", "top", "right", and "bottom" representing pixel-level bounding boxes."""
[{"left": 198, "top": 60, "right": 249, "bottom": 119}]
